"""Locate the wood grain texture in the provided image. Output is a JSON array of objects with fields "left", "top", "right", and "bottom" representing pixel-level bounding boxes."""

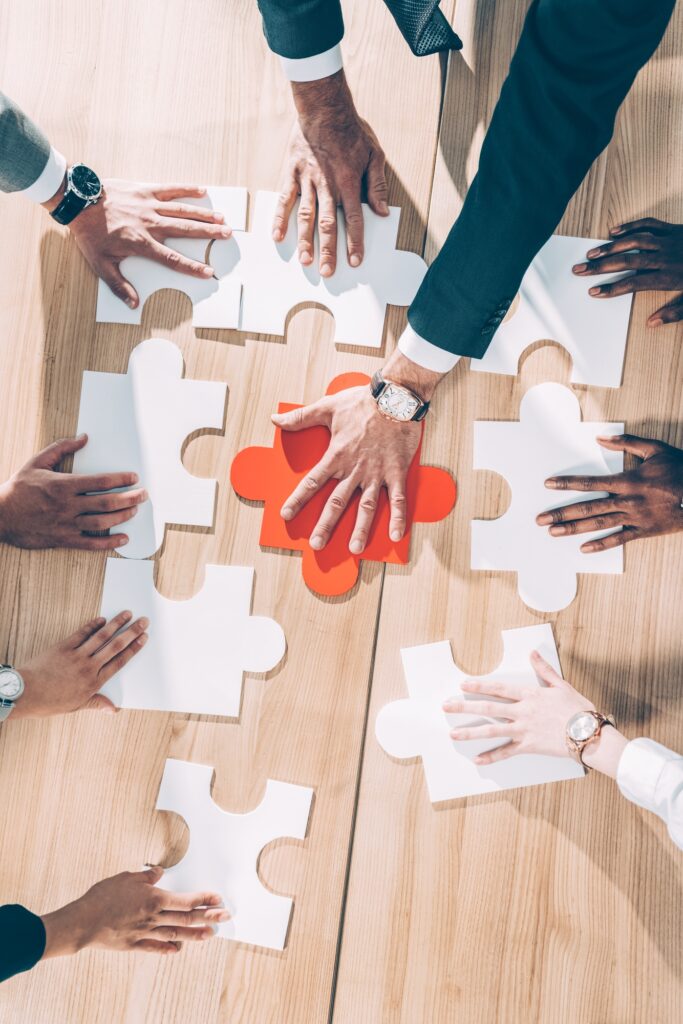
[
  {"left": 332, "top": 3, "right": 683, "bottom": 1023},
  {"left": 0, "top": 1, "right": 448, "bottom": 1021}
]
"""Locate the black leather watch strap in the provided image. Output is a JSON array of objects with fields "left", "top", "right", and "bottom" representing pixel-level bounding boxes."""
[{"left": 51, "top": 188, "right": 89, "bottom": 226}]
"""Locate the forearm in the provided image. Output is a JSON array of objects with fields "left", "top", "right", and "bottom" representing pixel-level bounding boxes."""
[
  {"left": 0, "top": 91, "right": 65, "bottom": 199},
  {"left": 0, "top": 904, "right": 46, "bottom": 982},
  {"left": 409, "top": 0, "right": 676, "bottom": 359}
]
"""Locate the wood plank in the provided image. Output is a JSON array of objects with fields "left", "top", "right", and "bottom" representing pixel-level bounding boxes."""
[{"left": 333, "top": 3, "right": 683, "bottom": 1022}]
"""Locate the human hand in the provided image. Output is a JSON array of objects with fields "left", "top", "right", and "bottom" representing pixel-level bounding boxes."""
[
  {"left": 273, "top": 71, "right": 388, "bottom": 276},
  {"left": 41, "top": 866, "right": 229, "bottom": 958},
  {"left": 59, "top": 180, "right": 232, "bottom": 308},
  {"left": 537, "top": 434, "right": 683, "bottom": 554},
  {"left": 0, "top": 435, "right": 147, "bottom": 551},
  {"left": 572, "top": 217, "right": 683, "bottom": 325},
  {"left": 12, "top": 611, "right": 148, "bottom": 718}
]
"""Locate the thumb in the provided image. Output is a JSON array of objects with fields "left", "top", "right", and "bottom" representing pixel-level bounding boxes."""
[
  {"left": 82, "top": 693, "right": 118, "bottom": 714},
  {"left": 32, "top": 435, "right": 88, "bottom": 470},
  {"left": 101, "top": 261, "right": 139, "bottom": 309},
  {"left": 530, "top": 650, "right": 566, "bottom": 687},
  {"left": 272, "top": 400, "right": 330, "bottom": 433},
  {"left": 366, "top": 150, "right": 389, "bottom": 216},
  {"left": 134, "top": 865, "right": 164, "bottom": 885},
  {"left": 597, "top": 433, "right": 664, "bottom": 461}
]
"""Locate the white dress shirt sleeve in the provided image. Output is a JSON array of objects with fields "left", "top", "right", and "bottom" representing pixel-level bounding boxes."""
[
  {"left": 279, "top": 44, "right": 344, "bottom": 82},
  {"left": 617, "top": 738, "right": 683, "bottom": 851},
  {"left": 17, "top": 147, "right": 66, "bottom": 204},
  {"left": 398, "top": 323, "right": 461, "bottom": 374}
]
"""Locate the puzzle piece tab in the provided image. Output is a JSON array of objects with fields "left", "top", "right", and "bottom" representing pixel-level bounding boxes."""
[
  {"left": 156, "top": 759, "right": 313, "bottom": 950},
  {"left": 74, "top": 337, "right": 227, "bottom": 559},
  {"left": 471, "top": 235, "right": 633, "bottom": 387},
  {"left": 99, "top": 558, "right": 285, "bottom": 718},
  {"left": 97, "top": 188, "right": 427, "bottom": 347},
  {"left": 375, "top": 624, "right": 584, "bottom": 803},
  {"left": 230, "top": 373, "right": 457, "bottom": 596},
  {"left": 472, "top": 382, "right": 624, "bottom": 612}
]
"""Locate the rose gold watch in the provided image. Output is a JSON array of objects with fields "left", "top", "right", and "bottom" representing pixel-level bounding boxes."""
[
  {"left": 370, "top": 370, "right": 430, "bottom": 423},
  {"left": 565, "top": 710, "right": 617, "bottom": 769}
]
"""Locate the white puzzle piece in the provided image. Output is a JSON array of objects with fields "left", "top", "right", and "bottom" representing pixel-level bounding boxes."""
[
  {"left": 96, "top": 186, "right": 247, "bottom": 327},
  {"left": 74, "top": 337, "right": 227, "bottom": 558},
  {"left": 470, "top": 235, "right": 633, "bottom": 387},
  {"left": 472, "top": 382, "right": 624, "bottom": 612},
  {"left": 156, "top": 759, "right": 313, "bottom": 950},
  {"left": 99, "top": 558, "right": 286, "bottom": 717},
  {"left": 375, "top": 624, "right": 584, "bottom": 803},
  {"left": 97, "top": 189, "right": 427, "bottom": 347}
]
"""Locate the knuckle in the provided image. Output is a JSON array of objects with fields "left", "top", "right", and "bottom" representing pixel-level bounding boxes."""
[
  {"left": 302, "top": 475, "right": 319, "bottom": 493},
  {"left": 359, "top": 495, "right": 377, "bottom": 513},
  {"left": 318, "top": 215, "right": 337, "bottom": 233},
  {"left": 329, "top": 494, "right": 347, "bottom": 511}
]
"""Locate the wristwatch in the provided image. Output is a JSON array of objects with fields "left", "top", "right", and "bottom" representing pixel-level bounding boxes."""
[
  {"left": 50, "top": 163, "right": 103, "bottom": 225},
  {"left": 370, "top": 370, "right": 430, "bottom": 423},
  {"left": 0, "top": 665, "right": 25, "bottom": 722},
  {"left": 565, "top": 709, "right": 616, "bottom": 769}
]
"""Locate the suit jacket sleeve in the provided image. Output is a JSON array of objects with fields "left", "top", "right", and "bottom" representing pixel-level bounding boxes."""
[
  {"left": 0, "top": 91, "right": 52, "bottom": 193},
  {"left": 256, "top": 0, "right": 344, "bottom": 59},
  {"left": 407, "top": 0, "right": 676, "bottom": 359},
  {"left": 0, "top": 904, "right": 46, "bottom": 983}
]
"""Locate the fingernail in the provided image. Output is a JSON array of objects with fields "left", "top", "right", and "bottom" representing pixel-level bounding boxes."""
[
  {"left": 320, "top": 263, "right": 332, "bottom": 276},
  {"left": 78, "top": 432, "right": 88, "bottom": 440},
  {"left": 272, "top": 230, "right": 282, "bottom": 242},
  {"left": 281, "top": 507, "right": 294, "bottom": 521},
  {"left": 300, "top": 252, "right": 312, "bottom": 265},
  {"left": 610, "top": 226, "right": 624, "bottom": 235},
  {"left": 537, "top": 513, "right": 552, "bottom": 525},
  {"left": 589, "top": 287, "right": 602, "bottom": 296},
  {"left": 573, "top": 263, "right": 588, "bottom": 273},
  {"left": 586, "top": 248, "right": 600, "bottom": 258},
  {"left": 310, "top": 535, "right": 324, "bottom": 550},
  {"left": 139, "top": 617, "right": 150, "bottom": 629},
  {"left": 349, "top": 254, "right": 360, "bottom": 267},
  {"left": 649, "top": 317, "right": 663, "bottom": 327},
  {"left": 139, "top": 634, "right": 148, "bottom": 646},
  {"left": 125, "top": 298, "right": 136, "bottom": 309},
  {"left": 390, "top": 529, "right": 402, "bottom": 542},
  {"left": 220, "top": 227, "right": 232, "bottom": 237},
  {"left": 117, "top": 536, "right": 130, "bottom": 545},
  {"left": 202, "top": 266, "right": 213, "bottom": 276},
  {"left": 380, "top": 202, "right": 389, "bottom": 214},
  {"left": 545, "top": 478, "right": 558, "bottom": 488},
  {"left": 130, "top": 507, "right": 138, "bottom": 516},
  {"left": 216, "top": 910, "right": 230, "bottom": 922},
  {"left": 549, "top": 526, "right": 566, "bottom": 536},
  {"left": 349, "top": 540, "right": 363, "bottom": 555}
]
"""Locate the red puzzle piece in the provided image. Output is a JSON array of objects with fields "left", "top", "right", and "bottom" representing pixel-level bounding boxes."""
[{"left": 230, "top": 373, "right": 457, "bottom": 596}]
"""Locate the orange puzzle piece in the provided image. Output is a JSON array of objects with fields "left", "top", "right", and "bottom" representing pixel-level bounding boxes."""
[{"left": 230, "top": 373, "right": 457, "bottom": 596}]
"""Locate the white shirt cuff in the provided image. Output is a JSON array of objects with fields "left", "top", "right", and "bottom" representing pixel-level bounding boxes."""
[
  {"left": 617, "top": 738, "right": 679, "bottom": 812},
  {"left": 279, "top": 45, "right": 343, "bottom": 82},
  {"left": 17, "top": 147, "right": 67, "bottom": 204},
  {"left": 398, "top": 324, "right": 461, "bottom": 374}
]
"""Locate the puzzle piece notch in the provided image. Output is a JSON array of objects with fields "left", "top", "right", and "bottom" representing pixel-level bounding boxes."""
[
  {"left": 471, "top": 382, "right": 624, "bottom": 612},
  {"left": 74, "top": 337, "right": 227, "bottom": 559},
  {"left": 156, "top": 759, "right": 313, "bottom": 950},
  {"left": 375, "top": 624, "right": 584, "bottom": 803},
  {"left": 95, "top": 187, "right": 247, "bottom": 327},
  {"left": 99, "top": 558, "right": 286, "bottom": 717},
  {"left": 470, "top": 234, "right": 633, "bottom": 387},
  {"left": 97, "top": 188, "right": 427, "bottom": 347},
  {"left": 230, "top": 373, "right": 457, "bottom": 597}
]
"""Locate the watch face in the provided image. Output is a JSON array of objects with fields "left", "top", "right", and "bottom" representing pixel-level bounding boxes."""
[
  {"left": 377, "top": 384, "right": 420, "bottom": 422},
  {"left": 568, "top": 712, "right": 598, "bottom": 743},
  {"left": 70, "top": 164, "right": 102, "bottom": 201},
  {"left": 0, "top": 670, "right": 23, "bottom": 700}
]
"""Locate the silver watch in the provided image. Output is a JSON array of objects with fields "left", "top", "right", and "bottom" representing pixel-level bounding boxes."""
[{"left": 0, "top": 664, "right": 25, "bottom": 721}]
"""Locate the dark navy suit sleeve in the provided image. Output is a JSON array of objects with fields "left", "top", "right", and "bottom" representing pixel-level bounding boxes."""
[
  {"left": 257, "top": 0, "right": 344, "bottom": 59},
  {"left": 0, "top": 904, "right": 46, "bottom": 983}
]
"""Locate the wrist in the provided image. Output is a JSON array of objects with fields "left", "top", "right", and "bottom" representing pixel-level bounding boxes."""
[
  {"left": 41, "top": 172, "right": 68, "bottom": 214},
  {"left": 41, "top": 899, "right": 90, "bottom": 959},
  {"left": 382, "top": 349, "right": 444, "bottom": 403},
  {"left": 581, "top": 725, "right": 629, "bottom": 779},
  {"left": 292, "top": 70, "right": 358, "bottom": 130}
]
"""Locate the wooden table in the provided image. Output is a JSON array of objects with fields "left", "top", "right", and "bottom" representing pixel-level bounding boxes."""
[{"left": 0, "top": 2, "right": 681, "bottom": 1021}]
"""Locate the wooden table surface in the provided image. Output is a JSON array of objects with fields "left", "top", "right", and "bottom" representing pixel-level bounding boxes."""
[{"left": 0, "top": 2, "right": 681, "bottom": 1022}]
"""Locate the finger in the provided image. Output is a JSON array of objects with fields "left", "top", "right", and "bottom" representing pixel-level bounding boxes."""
[
  {"left": 387, "top": 477, "right": 408, "bottom": 543},
  {"left": 572, "top": 252, "right": 659, "bottom": 276},
  {"left": 31, "top": 435, "right": 89, "bottom": 470},
  {"left": 70, "top": 533, "right": 130, "bottom": 551},
  {"left": 473, "top": 741, "right": 519, "bottom": 766},
  {"left": 78, "top": 487, "right": 148, "bottom": 514},
  {"left": 100, "top": 261, "right": 138, "bottom": 309},
  {"left": 72, "top": 472, "right": 139, "bottom": 494},
  {"left": 157, "top": 908, "right": 230, "bottom": 928},
  {"left": 80, "top": 610, "right": 133, "bottom": 655},
  {"left": 156, "top": 202, "right": 227, "bottom": 225},
  {"left": 459, "top": 679, "right": 524, "bottom": 701},
  {"left": 442, "top": 700, "right": 516, "bottom": 719},
  {"left": 144, "top": 238, "right": 214, "bottom": 279},
  {"left": 546, "top": 512, "right": 625, "bottom": 537},
  {"left": 297, "top": 177, "right": 316, "bottom": 268},
  {"left": 649, "top": 295, "right": 683, "bottom": 327},
  {"left": 349, "top": 483, "right": 381, "bottom": 555},
  {"left": 77, "top": 507, "right": 139, "bottom": 533},
  {"left": 587, "top": 274, "right": 665, "bottom": 299},
  {"left": 152, "top": 184, "right": 207, "bottom": 202},
  {"left": 81, "top": 693, "right": 118, "bottom": 714},
  {"left": 365, "top": 148, "right": 389, "bottom": 216},
  {"left": 595, "top": 433, "right": 665, "bottom": 460},
  {"left": 544, "top": 473, "right": 627, "bottom": 494},
  {"left": 65, "top": 616, "right": 107, "bottom": 649},
  {"left": 272, "top": 178, "right": 298, "bottom": 242},
  {"left": 151, "top": 218, "right": 231, "bottom": 241},
  {"left": 449, "top": 724, "right": 515, "bottom": 741},
  {"left": 132, "top": 939, "right": 180, "bottom": 955},
  {"left": 271, "top": 399, "right": 330, "bottom": 433},
  {"left": 583, "top": 234, "right": 660, "bottom": 260},
  {"left": 610, "top": 217, "right": 668, "bottom": 236},
  {"left": 580, "top": 529, "right": 633, "bottom": 554},
  {"left": 98, "top": 633, "right": 148, "bottom": 684},
  {"left": 98, "top": 625, "right": 148, "bottom": 673},
  {"left": 95, "top": 617, "right": 149, "bottom": 663},
  {"left": 536, "top": 497, "right": 625, "bottom": 526},
  {"left": 131, "top": 866, "right": 164, "bottom": 885},
  {"left": 316, "top": 187, "right": 338, "bottom": 277},
  {"left": 529, "top": 649, "right": 565, "bottom": 687},
  {"left": 148, "top": 925, "right": 214, "bottom": 943},
  {"left": 310, "top": 475, "right": 360, "bottom": 550},
  {"left": 158, "top": 890, "right": 225, "bottom": 912},
  {"left": 280, "top": 455, "right": 336, "bottom": 522},
  {"left": 340, "top": 188, "right": 364, "bottom": 268}
]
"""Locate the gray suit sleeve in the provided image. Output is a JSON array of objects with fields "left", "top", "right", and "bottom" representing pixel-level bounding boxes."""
[{"left": 0, "top": 90, "right": 52, "bottom": 193}]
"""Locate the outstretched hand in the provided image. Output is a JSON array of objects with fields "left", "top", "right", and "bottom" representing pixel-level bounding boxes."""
[
  {"left": 0, "top": 435, "right": 147, "bottom": 550},
  {"left": 572, "top": 217, "right": 683, "bottom": 326},
  {"left": 537, "top": 434, "right": 683, "bottom": 553}
]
